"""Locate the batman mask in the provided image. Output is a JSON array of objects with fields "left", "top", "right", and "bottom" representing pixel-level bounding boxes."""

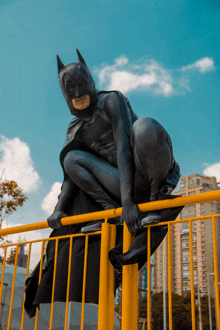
[{"left": 57, "top": 50, "right": 98, "bottom": 118}]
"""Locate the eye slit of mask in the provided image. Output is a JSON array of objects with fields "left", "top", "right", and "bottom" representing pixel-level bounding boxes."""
[
  {"left": 81, "top": 81, "right": 86, "bottom": 87},
  {"left": 68, "top": 85, "right": 75, "bottom": 91}
]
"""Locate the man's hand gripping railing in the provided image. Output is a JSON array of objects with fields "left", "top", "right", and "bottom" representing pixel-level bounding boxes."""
[{"left": 0, "top": 190, "right": 220, "bottom": 238}]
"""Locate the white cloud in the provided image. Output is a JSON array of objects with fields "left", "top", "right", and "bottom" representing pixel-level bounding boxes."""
[
  {"left": 203, "top": 162, "right": 220, "bottom": 183},
  {"left": 1, "top": 220, "right": 49, "bottom": 270},
  {"left": 94, "top": 57, "right": 173, "bottom": 96},
  {"left": 94, "top": 55, "right": 215, "bottom": 96},
  {"left": 181, "top": 57, "right": 215, "bottom": 73},
  {"left": 41, "top": 182, "right": 62, "bottom": 215},
  {"left": 0, "top": 136, "right": 41, "bottom": 193}
]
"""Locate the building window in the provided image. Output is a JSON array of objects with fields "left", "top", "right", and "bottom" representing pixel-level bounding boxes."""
[
  {"left": 182, "top": 213, "right": 196, "bottom": 219},
  {"left": 182, "top": 228, "right": 190, "bottom": 233},
  {"left": 180, "top": 179, "right": 186, "bottom": 190},
  {"left": 182, "top": 222, "right": 189, "bottom": 228},
  {"left": 188, "top": 177, "right": 196, "bottom": 188},
  {"left": 183, "top": 272, "right": 190, "bottom": 276}
]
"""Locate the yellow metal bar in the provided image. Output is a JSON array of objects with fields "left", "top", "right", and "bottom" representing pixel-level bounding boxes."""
[
  {"left": 189, "top": 220, "right": 196, "bottom": 330},
  {"left": 0, "top": 246, "right": 7, "bottom": 307},
  {"left": 98, "top": 222, "right": 111, "bottom": 330},
  {"left": 64, "top": 235, "right": 73, "bottom": 330},
  {"left": 49, "top": 238, "right": 59, "bottom": 330},
  {"left": 0, "top": 230, "right": 101, "bottom": 248},
  {"left": 20, "top": 242, "right": 32, "bottom": 330},
  {"left": 7, "top": 244, "right": 19, "bottom": 330},
  {"left": 212, "top": 216, "right": 220, "bottom": 330},
  {"left": 0, "top": 190, "right": 220, "bottom": 237},
  {"left": 147, "top": 228, "right": 151, "bottom": 330},
  {"left": 138, "top": 190, "right": 220, "bottom": 213},
  {"left": 168, "top": 224, "right": 173, "bottom": 330},
  {"left": 0, "top": 213, "right": 217, "bottom": 246},
  {"left": 121, "top": 223, "right": 138, "bottom": 330},
  {"left": 142, "top": 214, "right": 220, "bottom": 228},
  {"left": 81, "top": 235, "right": 89, "bottom": 330},
  {"left": 34, "top": 240, "right": 45, "bottom": 330},
  {"left": 0, "top": 191, "right": 219, "bottom": 330},
  {"left": 108, "top": 224, "right": 117, "bottom": 330}
]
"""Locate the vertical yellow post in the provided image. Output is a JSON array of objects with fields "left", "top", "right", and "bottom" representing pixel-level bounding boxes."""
[
  {"left": 80, "top": 235, "right": 89, "bottom": 330},
  {"left": 189, "top": 220, "right": 196, "bottom": 330},
  {"left": 64, "top": 236, "right": 73, "bottom": 330},
  {"left": 20, "top": 242, "right": 32, "bottom": 330},
  {"left": 147, "top": 227, "right": 151, "bottom": 330},
  {"left": 49, "top": 238, "right": 59, "bottom": 330},
  {"left": 212, "top": 216, "right": 220, "bottom": 330},
  {"left": 121, "top": 223, "right": 138, "bottom": 330},
  {"left": 34, "top": 240, "right": 45, "bottom": 330},
  {"left": 7, "top": 244, "right": 19, "bottom": 330},
  {"left": 98, "top": 221, "right": 111, "bottom": 330},
  {"left": 108, "top": 224, "right": 117, "bottom": 330},
  {"left": 168, "top": 224, "right": 173, "bottom": 330},
  {"left": 0, "top": 246, "right": 7, "bottom": 308}
]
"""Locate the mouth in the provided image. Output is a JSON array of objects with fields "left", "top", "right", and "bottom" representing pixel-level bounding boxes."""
[
  {"left": 71, "top": 95, "right": 90, "bottom": 110},
  {"left": 74, "top": 96, "right": 87, "bottom": 102}
]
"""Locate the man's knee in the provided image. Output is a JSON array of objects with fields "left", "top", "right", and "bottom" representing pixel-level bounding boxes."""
[
  {"left": 63, "top": 150, "right": 86, "bottom": 174},
  {"left": 132, "top": 117, "right": 165, "bottom": 148}
]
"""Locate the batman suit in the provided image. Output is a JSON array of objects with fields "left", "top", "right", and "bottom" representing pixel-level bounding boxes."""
[{"left": 24, "top": 50, "right": 183, "bottom": 318}]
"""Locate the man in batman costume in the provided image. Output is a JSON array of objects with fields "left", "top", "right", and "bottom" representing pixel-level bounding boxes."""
[{"left": 24, "top": 50, "right": 183, "bottom": 318}]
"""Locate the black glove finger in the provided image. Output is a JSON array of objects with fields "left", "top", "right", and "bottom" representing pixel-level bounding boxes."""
[
  {"left": 47, "top": 217, "right": 62, "bottom": 230},
  {"left": 128, "top": 222, "right": 137, "bottom": 235},
  {"left": 47, "top": 219, "right": 56, "bottom": 229},
  {"left": 136, "top": 213, "right": 144, "bottom": 230}
]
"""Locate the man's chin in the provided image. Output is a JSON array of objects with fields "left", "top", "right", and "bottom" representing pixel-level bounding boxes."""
[{"left": 74, "top": 104, "right": 90, "bottom": 110}]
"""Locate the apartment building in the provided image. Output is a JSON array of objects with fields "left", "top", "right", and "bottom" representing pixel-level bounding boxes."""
[{"left": 153, "top": 174, "right": 220, "bottom": 296}]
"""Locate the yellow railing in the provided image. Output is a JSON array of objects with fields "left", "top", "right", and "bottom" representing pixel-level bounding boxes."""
[{"left": 0, "top": 190, "right": 220, "bottom": 330}]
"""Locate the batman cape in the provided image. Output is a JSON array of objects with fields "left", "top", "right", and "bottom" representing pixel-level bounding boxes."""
[{"left": 24, "top": 51, "right": 183, "bottom": 318}]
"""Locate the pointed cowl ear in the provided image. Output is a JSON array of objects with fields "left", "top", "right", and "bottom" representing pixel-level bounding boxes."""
[
  {"left": 76, "top": 49, "right": 88, "bottom": 68},
  {"left": 57, "top": 55, "right": 65, "bottom": 74}
]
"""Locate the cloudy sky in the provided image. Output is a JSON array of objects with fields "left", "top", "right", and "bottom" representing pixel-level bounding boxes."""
[{"left": 0, "top": 0, "right": 220, "bottom": 253}]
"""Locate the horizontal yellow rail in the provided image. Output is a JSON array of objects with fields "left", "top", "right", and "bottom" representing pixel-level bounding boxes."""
[
  {"left": 0, "top": 190, "right": 220, "bottom": 237},
  {"left": 0, "top": 190, "right": 220, "bottom": 330}
]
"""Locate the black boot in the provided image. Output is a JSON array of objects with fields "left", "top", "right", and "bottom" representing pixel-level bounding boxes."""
[
  {"left": 81, "top": 216, "right": 121, "bottom": 233},
  {"left": 141, "top": 211, "right": 162, "bottom": 226},
  {"left": 81, "top": 220, "right": 104, "bottom": 233}
]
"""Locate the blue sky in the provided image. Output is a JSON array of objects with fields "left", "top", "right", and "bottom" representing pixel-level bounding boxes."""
[{"left": 0, "top": 0, "right": 220, "bottom": 241}]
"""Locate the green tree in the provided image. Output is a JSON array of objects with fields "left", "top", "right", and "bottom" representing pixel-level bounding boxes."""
[
  {"left": 6, "top": 247, "right": 16, "bottom": 265},
  {"left": 0, "top": 176, "right": 27, "bottom": 243},
  {"left": 139, "top": 291, "right": 217, "bottom": 330}
]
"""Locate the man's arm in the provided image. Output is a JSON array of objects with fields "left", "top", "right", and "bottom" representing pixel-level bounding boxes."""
[
  {"left": 105, "top": 92, "right": 142, "bottom": 234},
  {"left": 47, "top": 177, "right": 77, "bottom": 229}
]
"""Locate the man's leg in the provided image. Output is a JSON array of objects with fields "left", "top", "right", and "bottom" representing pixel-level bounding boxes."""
[
  {"left": 131, "top": 117, "right": 174, "bottom": 224},
  {"left": 64, "top": 151, "right": 121, "bottom": 232},
  {"left": 63, "top": 150, "right": 121, "bottom": 212}
]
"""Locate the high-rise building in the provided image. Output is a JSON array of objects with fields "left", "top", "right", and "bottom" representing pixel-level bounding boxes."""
[
  {"left": 17, "top": 244, "right": 28, "bottom": 268},
  {"left": 153, "top": 174, "right": 220, "bottom": 296}
]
